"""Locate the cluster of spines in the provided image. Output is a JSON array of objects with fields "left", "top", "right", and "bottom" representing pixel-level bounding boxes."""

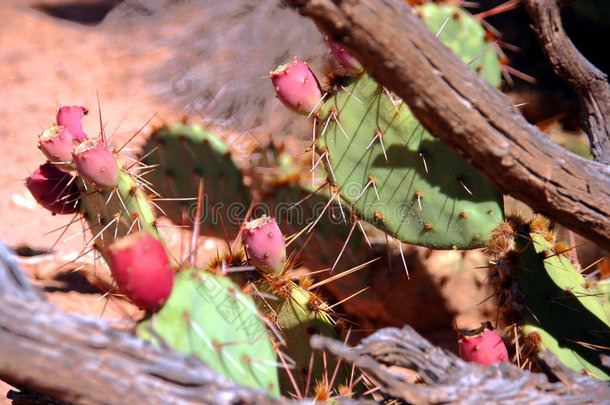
[{"left": 233, "top": 215, "right": 358, "bottom": 397}]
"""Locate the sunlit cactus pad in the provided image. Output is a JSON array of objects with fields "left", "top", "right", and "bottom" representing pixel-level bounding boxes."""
[
  {"left": 317, "top": 74, "right": 504, "bottom": 249},
  {"left": 137, "top": 269, "right": 280, "bottom": 396},
  {"left": 416, "top": 3, "right": 502, "bottom": 87}
]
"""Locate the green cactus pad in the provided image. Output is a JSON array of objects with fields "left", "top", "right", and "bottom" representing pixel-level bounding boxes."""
[
  {"left": 256, "top": 279, "right": 350, "bottom": 395},
  {"left": 513, "top": 233, "right": 610, "bottom": 379},
  {"left": 139, "top": 122, "right": 250, "bottom": 236},
  {"left": 78, "top": 160, "right": 161, "bottom": 254},
  {"left": 594, "top": 278, "right": 610, "bottom": 321},
  {"left": 137, "top": 269, "right": 280, "bottom": 395},
  {"left": 416, "top": 3, "right": 502, "bottom": 87},
  {"left": 316, "top": 73, "right": 504, "bottom": 249}
]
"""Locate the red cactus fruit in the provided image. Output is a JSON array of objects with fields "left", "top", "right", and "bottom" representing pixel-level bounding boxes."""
[
  {"left": 72, "top": 138, "right": 119, "bottom": 189},
  {"left": 107, "top": 232, "right": 173, "bottom": 311},
  {"left": 56, "top": 105, "right": 88, "bottom": 142},
  {"left": 458, "top": 323, "right": 509, "bottom": 366},
  {"left": 26, "top": 163, "right": 80, "bottom": 214},
  {"left": 38, "top": 125, "right": 82, "bottom": 166},
  {"left": 270, "top": 57, "right": 323, "bottom": 115},
  {"left": 327, "top": 39, "right": 363, "bottom": 73},
  {"left": 242, "top": 215, "right": 286, "bottom": 274}
]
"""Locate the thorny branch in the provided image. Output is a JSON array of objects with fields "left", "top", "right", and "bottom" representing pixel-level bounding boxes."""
[
  {"left": 284, "top": 0, "right": 610, "bottom": 250},
  {"left": 523, "top": 0, "right": 610, "bottom": 164}
]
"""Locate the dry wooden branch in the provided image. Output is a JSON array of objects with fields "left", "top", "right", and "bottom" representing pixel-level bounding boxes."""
[
  {"left": 284, "top": 0, "right": 610, "bottom": 250},
  {"left": 311, "top": 327, "right": 610, "bottom": 404},
  {"left": 523, "top": 0, "right": 610, "bottom": 164}
]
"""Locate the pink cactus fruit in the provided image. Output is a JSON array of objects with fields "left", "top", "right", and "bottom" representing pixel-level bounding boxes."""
[
  {"left": 72, "top": 138, "right": 119, "bottom": 189},
  {"left": 26, "top": 163, "right": 80, "bottom": 215},
  {"left": 458, "top": 323, "right": 509, "bottom": 366},
  {"left": 327, "top": 39, "right": 363, "bottom": 73},
  {"left": 242, "top": 215, "right": 286, "bottom": 274},
  {"left": 107, "top": 232, "right": 174, "bottom": 311},
  {"left": 270, "top": 57, "right": 323, "bottom": 115},
  {"left": 56, "top": 105, "right": 88, "bottom": 142},
  {"left": 38, "top": 125, "right": 82, "bottom": 166}
]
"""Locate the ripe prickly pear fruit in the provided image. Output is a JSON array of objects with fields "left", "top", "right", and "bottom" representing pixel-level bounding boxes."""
[
  {"left": 38, "top": 125, "right": 81, "bottom": 166},
  {"left": 73, "top": 138, "right": 119, "bottom": 189},
  {"left": 26, "top": 163, "right": 79, "bottom": 215},
  {"left": 458, "top": 323, "right": 509, "bottom": 366},
  {"left": 107, "top": 232, "right": 173, "bottom": 311},
  {"left": 56, "top": 105, "right": 88, "bottom": 142},
  {"left": 327, "top": 39, "right": 363, "bottom": 73},
  {"left": 242, "top": 215, "right": 286, "bottom": 275},
  {"left": 270, "top": 57, "right": 323, "bottom": 115}
]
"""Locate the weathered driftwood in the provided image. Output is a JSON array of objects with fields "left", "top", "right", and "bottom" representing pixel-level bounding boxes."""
[
  {"left": 312, "top": 328, "right": 610, "bottom": 404},
  {"left": 2, "top": 239, "right": 610, "bottom": 404},
  {"left": 284, "top": 0, "right": 610, "bottom": 250}
]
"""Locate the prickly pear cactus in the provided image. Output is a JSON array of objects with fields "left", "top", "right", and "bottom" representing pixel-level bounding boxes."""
[
  {"left": 253, "top": 142, "right": 369, "bottom": 270},
  {"left": 139, "top": 122, "right": 250, "bottom": 236},
  {"left": 256, "top": 277, "right": 347, "bottom": 395},
  {"left": 78, "top": 160, "right": 162, "bottom": 253},
  {"left": 316, "top": 73, "right": 503, "bottom": 249},
  {"left": 487, "top": 215, "right": 610, "bottom": 380},
  {"left": 303, "top": 3, "right": 505, "bottom": 249},
  {"left": 416, "top": 3, "right": 502, "bottom": 87},
  {"left": 137, "top": 269, "right": 280, "bottom": 396}
]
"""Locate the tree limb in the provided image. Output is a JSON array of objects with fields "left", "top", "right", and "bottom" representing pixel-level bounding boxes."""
[
  {"left": 523, "top": 0, "right": 610, "bottom": 164},
  {"left": 311, "top": 327, "right": 610, "bottom": 404},
  {"left": 284, "top": 0, "right": 610, "bottom": 250}
]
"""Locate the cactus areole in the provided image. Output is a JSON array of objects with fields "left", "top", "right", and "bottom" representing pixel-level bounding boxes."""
[
  {"left": 107, "top": 232, "right": 174, "bottom": 311},
  {"left": 73, "top": 138, "right": 120, "bottom": 189},
  {"left": 243, "top": 215, "right": 286, "bottom": 274},
  {"left": 270, "top": 57, "right": 323, "bottom": 115},
  {"left": 458, "top": 323, "right": 509, "bottom": 366}
]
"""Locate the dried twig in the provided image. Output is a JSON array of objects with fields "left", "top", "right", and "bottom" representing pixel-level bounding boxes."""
[{"left": 523, "top": 0, "right": 610, "bottom": 163}]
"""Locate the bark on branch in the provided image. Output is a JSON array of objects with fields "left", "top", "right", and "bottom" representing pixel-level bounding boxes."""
[
  {"left": 523, "top": 0, "right": 610, "bottom": 164},
  {"left": 284, "top": 0, "right": 610, "bottom": 250}
]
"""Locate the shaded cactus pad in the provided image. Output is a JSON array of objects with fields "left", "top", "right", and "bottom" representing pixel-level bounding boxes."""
[
  {"left": 514, "top": 232, "right": 610, "bottom": 380},
  {"left": 139, "top": 122, "right": 249, "bottom": 236}
]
